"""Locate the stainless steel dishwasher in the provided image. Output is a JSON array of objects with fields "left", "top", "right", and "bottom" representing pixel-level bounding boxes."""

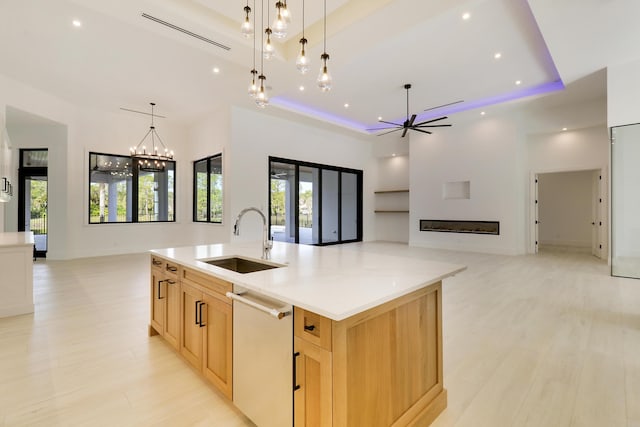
[{"left": 227, "top": 285, "right": 293, "bottom": 427}]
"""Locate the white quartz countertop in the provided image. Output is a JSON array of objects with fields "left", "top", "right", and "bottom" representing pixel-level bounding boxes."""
[
  {"left": 0, "top": 232, "right": 34, "bottom": 247},
  {"left": 151, "top": 241, "right": 466, "bottom": 321}
]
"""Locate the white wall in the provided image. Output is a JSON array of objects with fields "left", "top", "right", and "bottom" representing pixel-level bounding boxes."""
[
  {"left": 409, "top": 113, "right": 526, "bottom": 255},
  {"left": 374, "top": 155, "right": 409, "bottom": 243},
  {"left": 228, "top": 106, "right": 375, "bottom": 245},
  {"left": 4, "top": 115, "right": 68, "bottom": 259},
  {"left": 608, "top": 59, "right": 640, "bottom": 128},
  {"left": 185, "top": 107, "right": 232, "bottom": 246},
  {"left": 538, "top": 171, "right": 593, "bottom": 248}
]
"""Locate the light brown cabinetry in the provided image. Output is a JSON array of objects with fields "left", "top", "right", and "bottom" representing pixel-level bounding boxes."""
[
  {"left": 149, "top": 256, "right": 180, "bottom": 350},
  {"left": 179, "top": 267, "right": 233, "bottom": 400},
  {"left": 294, "top": 281, "right": 446, "bottom": 427},
  {"left": 149, "top": 256, "right": 233, "bottom": 400}
]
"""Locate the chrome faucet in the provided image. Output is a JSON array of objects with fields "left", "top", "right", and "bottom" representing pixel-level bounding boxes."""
[{"left": 233, "top": 207, "right": 273, "bottom": 259}]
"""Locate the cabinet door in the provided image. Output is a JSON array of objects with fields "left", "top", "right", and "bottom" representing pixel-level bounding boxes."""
[
  {"left": 150, "top": 270, "right": 165, "bottom": 335},
  {"left": 163, "top": 278, "right": 180, "bottom": 350},
  {"left": 202, "top": 292, "right": 233, "bottom": 400},
  {"left": 294, "top": 337, "right": 333, "bottom": 427},
  {"left": 180, "top": 284, "right": 204, "bottom": 370}
]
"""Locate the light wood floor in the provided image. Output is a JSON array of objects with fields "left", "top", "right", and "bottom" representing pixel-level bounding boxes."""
[{"left": 0, "top": 244, "right": 638, "bottom": 426}]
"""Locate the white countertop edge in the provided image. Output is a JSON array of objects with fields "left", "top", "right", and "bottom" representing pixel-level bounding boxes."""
[
  {"left": 151, "top": 242, "right": 466, "bottom": 321},
  {"left": 0, "top": 232, "right": 35, "bottom": 248}
]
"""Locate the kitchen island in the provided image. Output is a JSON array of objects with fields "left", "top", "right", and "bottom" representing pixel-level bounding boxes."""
[
  {"left": 0, "top": 231, "right": 34, "bottom": 318},
  {"left": 149, "top": 241, "right": 465, "bottom": 427}
]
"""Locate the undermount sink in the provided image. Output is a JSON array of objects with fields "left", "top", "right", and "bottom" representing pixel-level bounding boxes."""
[{"left": 199, "top": 256, "right": 284, "bottom": 274}]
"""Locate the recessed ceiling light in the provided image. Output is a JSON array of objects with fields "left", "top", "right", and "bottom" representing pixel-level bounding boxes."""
[
  {"left": 392, "top": 153, "right": 396, "bottom": 157},
  {"left": 378, "top": 116, "right": 382, "bottom": 121},
  {"left": 562, "top": 127, "right": 568, "bottom": 131},
  {"left": 344, "top": 103, "right": 349, "bottom": 108},
  {"left": 494, "top": 52, "right": 502, "bottom": 59},
  {"left": 299, "top": 85, "right": 305, "bottom": 91},
  {"left": 212, "top": 67, "right": 220, "bottom": 74},
  {"left": 515, "top": 80, "right": 522, "bottom": 85},
  {"left": 462, "top": 12, "right": 471, "bottom": 20},
  {"left": 72, "top": 19, "right": 82, "bottom": 27},
  {"left": 480, "top": 111, "right": 486, "bottom": 116}
]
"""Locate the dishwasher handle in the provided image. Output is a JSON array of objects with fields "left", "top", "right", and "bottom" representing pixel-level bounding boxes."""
[{"left": 226, "top": 292, "right": 291, "bottom": 320}]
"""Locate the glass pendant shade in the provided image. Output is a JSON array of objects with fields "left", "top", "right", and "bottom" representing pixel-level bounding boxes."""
[
  {"left": 272, "top": 14, "right": 287, "bottom": 38},
  {"left": 296, "top": 38, "right": 310, "bottom": 74},
  {"left": 241, "top": 6, "right": 253, "bottom": 38},
  {"left": 248, "top": 69, "right": 258, "bottom": 97},
  {"left": 317, "top": 54, "right": 332, "bottom": 92},
  {"left": 282, "top": 0, "right": 291, "bottom": 23},
  {"left": 272, "top": 2, "right": 287, "bottom": 38},
  {"left": 264, "top": 29, "right": 275, "bottom": 59},
  {"left": 255, "top": 76, "right": 269, "bottom": 108}
]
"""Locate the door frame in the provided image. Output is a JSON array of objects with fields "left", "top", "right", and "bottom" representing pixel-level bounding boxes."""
[
  {"left": 528, "top": 167, "right": 608, "bottom": 260},
  {"left": 18, "top": 149, "right": 48, "bottom": 258}
]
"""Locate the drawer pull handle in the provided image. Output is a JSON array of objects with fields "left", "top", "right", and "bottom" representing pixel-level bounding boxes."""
[
  {"left": 166, "top": 265, "right": 178, "bottom": 272},
  {"left": 195, "top": 300, "right": 201, "bottom": 325},
  {"left": 304, "top": 324, "right": 316, "bottom": 332},
  {"left": 198, "top": 302, "right": 206, "bottom": 328},
  {"left": 157, "top": 280, "right": 165, "bottom": 299},
  {"left": 152, "top": 260, "right": 162, "bottom": 266},
  {"left": 293, "top": 351, "right": 301, "bottom": 391},
  {"left": 166, "top": 279, "right": 176, "bottom": 285}
]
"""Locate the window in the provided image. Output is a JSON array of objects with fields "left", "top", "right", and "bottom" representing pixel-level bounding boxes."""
[
  {"left": 193, "top": 154, "right": 223, "bottom": 223},
  {"left": 269, "top": 157, "right": 363, "bottom": 245},
  {"left": 88, "top": 152, "right": 176, "bottom": 224}
]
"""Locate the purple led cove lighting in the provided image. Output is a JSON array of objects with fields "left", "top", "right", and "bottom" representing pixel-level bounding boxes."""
[
  {"left": 371, "top": 79, "right": 566, "bottom": 130},
  {"left": 270, "top": 96, "right": 370, "bottom": 131},
  {"left": 272, "top": 80, "right": 565, "bottom": 134}
]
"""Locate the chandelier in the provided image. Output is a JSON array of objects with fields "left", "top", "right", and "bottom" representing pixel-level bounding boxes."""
[
  {"left": 129, "top": 103, "right": 174, "bottom": 172},
  {"left": 242, "top": 0, "right": 332, "bottom": 107}
]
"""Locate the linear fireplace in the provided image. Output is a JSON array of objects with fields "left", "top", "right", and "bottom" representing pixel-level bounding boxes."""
[{"left": 419, "top": 219, "right": 500, "bottom": 235}]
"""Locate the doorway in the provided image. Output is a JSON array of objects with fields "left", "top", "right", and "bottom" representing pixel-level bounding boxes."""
[
  {"left": 530, "top": 168, "right": 606, "bottom": 258},
  {"left": 18, "top": 149, "right": 48, "bottom": 258}
]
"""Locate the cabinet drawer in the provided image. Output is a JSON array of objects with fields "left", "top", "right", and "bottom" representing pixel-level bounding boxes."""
[
  {"left": 182, "top": 267, "right": 232, "bottom": 297},
  {"left": 164, "top": 260, "right": 180, "bottom": 277},
  {"left": 294, "top": 307, "right": 332, "bottom": 351},
  {"left": 151, "top": 255, "right": 164, "bottom": 270}
]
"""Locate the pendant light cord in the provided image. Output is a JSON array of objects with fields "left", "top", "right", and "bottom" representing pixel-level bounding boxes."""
[
  {"left": 260, "top": 0, "right": 264, "bottom": 75},
  {"left": 253, "top": 0, "right": 256, "bottom": 71},
  {"left": 323, "top": 0, "right": 326, "bottom": 53}
]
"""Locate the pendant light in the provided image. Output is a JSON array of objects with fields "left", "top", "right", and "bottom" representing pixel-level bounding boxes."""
[
  {"left": 281, "top": 0, "right": 291, "bottom": 23},
  {"left": 317, "top": 0, "right": 332, "bottom": 91},
  {"left": 130, "top": 103, "right": 173, "bottom": 172},
  {"left": 256, "top": 0, "right": 269, "bottom": 107},
  {"left": 263, "top": 3, "right": 275, "bottom": 60},
  {"left": 248, "top": 0, "right": 258, "bottom": 97},
  {"left": 272, "top": 1, "right": 288, "bottom": 38},
  {"left": 295, "top": 0, "right": 310, "bottom": 74},
  {"left": 241, "top": 1, "right": 254, "bottom": 38}
]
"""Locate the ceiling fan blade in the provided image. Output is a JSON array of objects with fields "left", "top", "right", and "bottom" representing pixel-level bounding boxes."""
[
  {"left": 415, "top": 116, "right": 448, "bottom": 126},
  {"left": 366, "top": 126, "right": 401, "bottom": 131},
  {"left": 411, "top": 128, "right": 433, "bottom": 135},
  {"left": 407, "top": 114, "right": 417, "bottom": 127},
  {"left": 377, "top": 128, "right": 404, "bottom": 136},
  {"left": 378, "top": 120, "right": 403, "bottom": 127},
  {"left": 401, "top": 127, "right": 409, "bottom": 138},
  {"left": 416, "top": 124, "right": 452, "bottom": 128},
  {"left": 423, "top": 100, "right": 464, "bottom": 112}
]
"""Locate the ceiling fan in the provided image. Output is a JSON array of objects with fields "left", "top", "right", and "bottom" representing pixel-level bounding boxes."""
[{"left": 368, "top": 84, "right": 462, "bottom": 137}]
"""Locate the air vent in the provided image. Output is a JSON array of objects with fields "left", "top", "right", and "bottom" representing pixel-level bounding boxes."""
[{"left": 142, "top": 13, "right": 231, "bottom": 51}]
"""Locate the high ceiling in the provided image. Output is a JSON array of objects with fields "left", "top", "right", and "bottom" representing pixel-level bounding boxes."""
[{"left": 0, "top": 0, "right": 633, "bottom": 132}]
